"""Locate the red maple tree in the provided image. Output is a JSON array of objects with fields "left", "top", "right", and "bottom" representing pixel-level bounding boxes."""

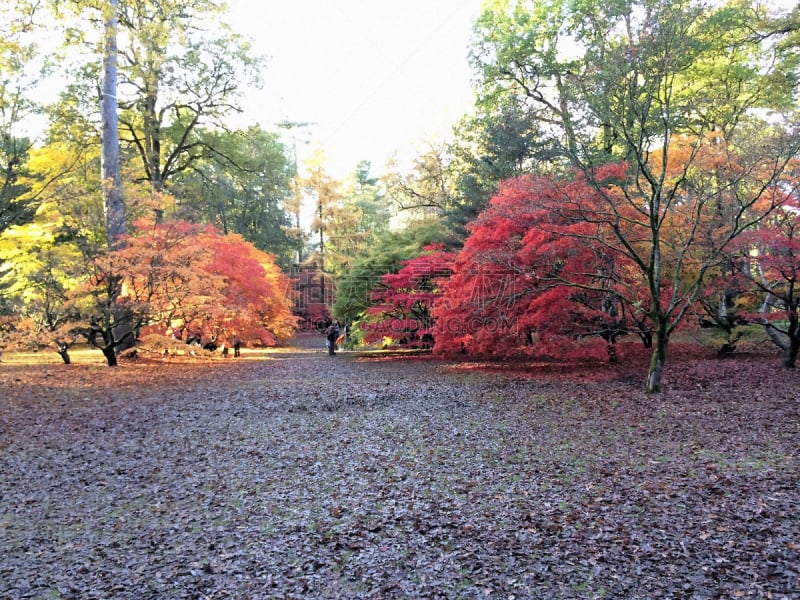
[
  {"left": 362, "top": 245, "right": 454, "bottom": 348},
  {"left": 724, "top": 193, "right": 800, "bottom": 367},
  {"left": 433, "top": 173, "right": 648, "bottom": 361}
]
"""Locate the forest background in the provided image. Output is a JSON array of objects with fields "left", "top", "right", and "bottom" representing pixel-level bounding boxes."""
[{"left": 0, "top": 0, "right": 799, "bottom": 392}]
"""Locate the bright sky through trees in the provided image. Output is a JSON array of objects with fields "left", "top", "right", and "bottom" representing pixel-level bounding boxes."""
[{"left": 226, "top": 0, "right": 483, "bottom": 178}]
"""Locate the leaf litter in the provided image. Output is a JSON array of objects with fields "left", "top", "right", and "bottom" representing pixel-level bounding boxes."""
[{"left": 0, "top": 343, "right": 798, "bottom": 599}]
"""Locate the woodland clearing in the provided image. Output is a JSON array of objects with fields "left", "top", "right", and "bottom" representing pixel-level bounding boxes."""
[{"left": 0, "top": 337, "right": 798, "bottom": 599}]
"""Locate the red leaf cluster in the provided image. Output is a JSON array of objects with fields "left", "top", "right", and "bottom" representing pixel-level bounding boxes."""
[
  {"left": 432, "top": 170, "right": 644, "bottom": 360},
  {"left": 362, "top": 245, "right": 454, "bottom": 348}
]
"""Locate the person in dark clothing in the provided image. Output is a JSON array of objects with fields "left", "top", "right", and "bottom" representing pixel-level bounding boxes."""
[{"left": 325, "top": 321, "right": 340, "bottom": 355}]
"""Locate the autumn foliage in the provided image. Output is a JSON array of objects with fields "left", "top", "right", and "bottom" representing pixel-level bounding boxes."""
[
  {"left": 5, "top": 217, "right": 296, "bottom": 364},
  {"left": 362, "top": 245, "right": 454, "bottom": 348},
  {"left": 124, "top": 219, "right": 296, "bottom": 348},
  {"left": 199, "top": 231, "right": 296, "bottom": 345},
  {"left": 724, "top": 195, "right": 800, "bottom": 367},
  {"left": 433, "top": 170, "right": 646, "bottom": 361},
  {"left": 427, "top": 134, "right": 799, "bottom": 387}
]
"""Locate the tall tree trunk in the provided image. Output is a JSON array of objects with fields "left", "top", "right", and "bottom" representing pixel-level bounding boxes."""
[
  {"left": 101, "top": 0, "right": 125, "bottom": 247},
  {"left": 318, "top": 202, "right": 325, "bottom": 304},
  {"left": 100, "top": 1, "right": 134, "bottom": 358},
  {"left": 646, "top": 323, "right": 669, "bottom": 393}
]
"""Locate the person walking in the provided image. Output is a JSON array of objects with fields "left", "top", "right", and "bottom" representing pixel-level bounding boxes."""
[{"left": 325, "top": 320, "right": 340, "bottom": 355}]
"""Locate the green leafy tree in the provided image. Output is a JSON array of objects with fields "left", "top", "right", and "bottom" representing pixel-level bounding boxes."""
[
  {"left": 346, "top": 160, "right": 391, "bottom": 236},
  {"left": 448, "top": 93, "right": 553, "bottom": 239},
  {"left": 115, "top": 0, "right": 263, "bottom": 192},
  {"left": 383, "top": 142, "right": 458, "bottom": 220},
  {"left": 0, "top": 2, "right": 43, "bottom": 237},
  {"left": 0, "top": 3, "right": 59, "bottom": 348},
  {"left": 171, "top": 126, "right": 299, "bottom": 269},
  {"left": 48, "top": 0, "right": 265, "bottom": 192}
]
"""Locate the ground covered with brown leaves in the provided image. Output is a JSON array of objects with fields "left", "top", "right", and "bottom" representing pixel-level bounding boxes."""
[{"left": 0, "top": 338, "right": 798, "bottom": 599}]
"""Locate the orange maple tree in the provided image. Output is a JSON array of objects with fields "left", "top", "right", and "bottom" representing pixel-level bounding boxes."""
[
  {"left": 197, "top": 231, "right": 296, "bottom": 346},
  {"left": 31, "top": 217, "right": 295, "bottom": 365}
]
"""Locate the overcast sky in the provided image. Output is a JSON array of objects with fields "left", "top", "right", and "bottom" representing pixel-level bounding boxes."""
[{"left": 226, "top": 0, "right": 484, "bottom": 179}]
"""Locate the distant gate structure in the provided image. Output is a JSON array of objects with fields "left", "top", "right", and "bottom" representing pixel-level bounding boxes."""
[{"left": 289, "top": 268, "right": 335, "bottom": 331}]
